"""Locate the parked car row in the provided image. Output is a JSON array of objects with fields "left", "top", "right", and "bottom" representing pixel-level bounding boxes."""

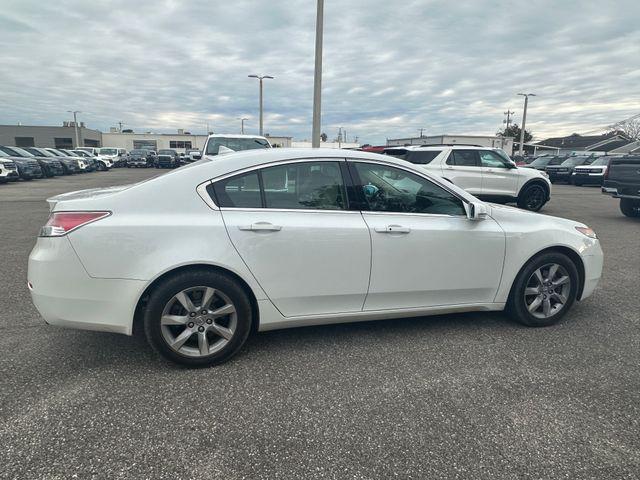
[
  {"left": 522, "top": 153, "right": 630, "bottom": 186},
  {"left": 0, "top": 145, "right": 108, "bottom": 183},
  {"left": 601, "top": 154, "right": 640, "bottom": 218}
]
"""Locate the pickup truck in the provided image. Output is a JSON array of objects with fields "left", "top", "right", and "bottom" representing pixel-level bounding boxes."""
[{"left": 602, "top": 155, "right": 640, "bottom": 217}]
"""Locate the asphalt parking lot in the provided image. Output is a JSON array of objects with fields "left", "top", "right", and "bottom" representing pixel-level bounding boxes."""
[{"left": 1, "top": 169, "right": 638, "bottom": 479}]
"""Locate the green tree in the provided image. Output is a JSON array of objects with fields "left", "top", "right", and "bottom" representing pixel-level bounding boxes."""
[{"left": 498, "top": 123, "right": 532, "bottom": 144}]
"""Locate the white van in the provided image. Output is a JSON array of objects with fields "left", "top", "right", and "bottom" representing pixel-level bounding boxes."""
[{"left": 203, "top": 134, "right": 271, "bottom": 158}]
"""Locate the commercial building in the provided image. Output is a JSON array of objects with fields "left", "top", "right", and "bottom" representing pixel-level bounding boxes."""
[
  {"left": 101, "top": 131, "right": 208, "bottom": 152},
  {"left": 0, "top": 124, "right": 102, "bottom": 149},
  {"left": 387, "top": 134, "right": 513, "bottom": 152}
]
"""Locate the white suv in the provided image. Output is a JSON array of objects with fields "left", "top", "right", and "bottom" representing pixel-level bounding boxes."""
[{"left": 384, "top": 145, "right": 551, "bottom": 211}]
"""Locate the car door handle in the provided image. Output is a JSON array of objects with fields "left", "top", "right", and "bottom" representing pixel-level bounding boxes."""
[
  {"left": 374, "top": 225, "right": 411, "bottom": 234},
  {"left": 238, "top": 222, "right": 282, "bottom": 232}
]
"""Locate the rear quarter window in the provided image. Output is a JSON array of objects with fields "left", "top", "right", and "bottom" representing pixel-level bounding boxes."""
[{"left": 405, "top": 151, "right": 442, "bottom": 164}]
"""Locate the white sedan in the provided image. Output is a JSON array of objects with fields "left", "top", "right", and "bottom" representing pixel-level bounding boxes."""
[{"left": 28, "top": 149, "right": 603, "bottom": 366}]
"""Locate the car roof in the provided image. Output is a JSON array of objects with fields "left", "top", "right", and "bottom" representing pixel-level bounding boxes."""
[
  {"left": 207, "top": 134, "right": 268, "bottom": 140},
  {"left": 384, "top": 144, "right": 495, "bottom": 151}
]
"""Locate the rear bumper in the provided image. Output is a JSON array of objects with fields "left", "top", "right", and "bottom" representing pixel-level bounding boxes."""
[{"left": 28, "top": 237, "right": 145, "bottom": 335}]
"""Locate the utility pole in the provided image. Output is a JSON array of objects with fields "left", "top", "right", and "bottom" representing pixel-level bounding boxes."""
[
  {"left": 248, "top": 75, "right": 274, "bottom": 136},
  {"left": 503, "top": 110, "right": 514, "bottom": 131},
  {"left": 67, "top": 110, "right": 81, "bottom": 147},
  {"left": 311, "top": 0, "right": 324, "bottom": 148},
  {"left": 419, "top": 128, "right": 425, "bottom": 138},
  {"left": 517, "top": 93, "right": 536, "bottom": 156}
]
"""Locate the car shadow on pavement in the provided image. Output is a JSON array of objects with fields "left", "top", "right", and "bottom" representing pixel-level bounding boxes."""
[{"left": 43, "top": 311, "right": 513, "bottom": 370}]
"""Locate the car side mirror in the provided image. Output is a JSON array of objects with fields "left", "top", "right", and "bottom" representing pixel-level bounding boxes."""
[{"left": 465, "top": 201, "right": 488, "bottom": 220}]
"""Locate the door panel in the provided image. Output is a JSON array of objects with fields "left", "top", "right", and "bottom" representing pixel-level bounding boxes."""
[
  {"left": 221, "top": 210, "right": 371, "bottom": 317},
  {"left": 362, "top": 213, "right": 505, "bottom": 310},
  {"left": 478, "top": 150, "right": 519, "bottom": 196},
  {"left": 441, "top": 150, "right": 483, "bottom": 194}
]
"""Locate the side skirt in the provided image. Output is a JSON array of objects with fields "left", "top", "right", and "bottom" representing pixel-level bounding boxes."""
[{"left": 257, "top": 301, "right": 506, "bottom": 332}]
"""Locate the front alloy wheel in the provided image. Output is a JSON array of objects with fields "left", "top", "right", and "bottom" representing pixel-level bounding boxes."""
[
  {"left": 508, "top": 252, "right": 578, "bottom": 327},
  {"left": 523, "top": 263, "right": 571, "bottom": 319},
  {"left": 518, "top": 184, "right": 547, "bottom": 211}
]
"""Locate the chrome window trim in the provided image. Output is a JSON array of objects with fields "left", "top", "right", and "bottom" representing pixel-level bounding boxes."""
[
  {"left": 198, "top": 156, "right": 473, "bottom": 215},
  {"left": 345, "top": 157, "right": 472, "bottom": 210}
]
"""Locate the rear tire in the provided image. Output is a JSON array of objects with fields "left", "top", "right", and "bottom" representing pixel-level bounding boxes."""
[
  {"left": 144, "top": 270, "right": 253, "bottom": 367},
  {"left": 517, "top": 183, "right": 548, "bottom": 212},
  {"left": 620, "top": 198, "right": 640, "bottom": 217},
  {"left": 507, "top": 252, "right": 579, "bottom": 327}
]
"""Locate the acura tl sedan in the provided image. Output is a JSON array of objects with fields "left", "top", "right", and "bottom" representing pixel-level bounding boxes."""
[{"left": 28, "top": 149, "right": 603, "bottom": 367}]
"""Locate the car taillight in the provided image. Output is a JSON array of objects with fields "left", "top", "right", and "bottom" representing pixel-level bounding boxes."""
[
  {"left": 40, "top": 211, "right": 110, "bottom": 237},
  {"left": 603, "top": 159, "right": 611, "bottom": 179}
]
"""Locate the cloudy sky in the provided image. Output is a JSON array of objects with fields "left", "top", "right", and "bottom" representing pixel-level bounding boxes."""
[{"left": 1, "top": 0, "right": 639, "bottom": 144}]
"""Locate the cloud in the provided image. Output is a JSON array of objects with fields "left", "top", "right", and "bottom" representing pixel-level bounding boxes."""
[{"left": 0, "top": 0, "right": 639, "bottom": 144}]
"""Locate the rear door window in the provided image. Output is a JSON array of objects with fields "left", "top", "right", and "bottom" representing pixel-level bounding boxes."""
[
  {"left": 447, "top": 150, "right": 480, "bottom": 167},
  {"left": 213, "top": 172, "right": 262, "bottom": 208},
  {"left": 405, "top": 150, "right": 442, "bottom": 164}
]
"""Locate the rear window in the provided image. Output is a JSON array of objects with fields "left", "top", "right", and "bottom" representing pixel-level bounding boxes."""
[
  {"left": 405, "top": 150, "right": 441, "bottom": 164},
  {"left": 383, "top": 149, "right": 441, "bottom": 164}
]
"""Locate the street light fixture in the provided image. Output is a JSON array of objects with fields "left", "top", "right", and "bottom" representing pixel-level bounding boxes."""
[
  {"left": 238, "top": 117, "right": 249, "bottom": 134},
  {"left": 517, "top": 93, "right": 536, "bottom": 156},
  {"left": 248, "top": 74, "right": 274, "bottom": 136},
  {"left": 67, "top": 110, "right": 82, "bottom": 148}
]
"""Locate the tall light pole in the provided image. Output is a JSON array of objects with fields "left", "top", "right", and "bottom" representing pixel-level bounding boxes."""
[
  {"left": 67, "top": 110, "right": 81, "bottom": 147},
  {"left": 239, "top": 117, "right": 248, "bottom": 134},
  {"left": 311, "top": 0, "right": 324, "bottom": 148},
  {"left": 248, "top": 74, "right": 274, "bottom": 136},
  {"left": 517, "top": 93, "right": 535, "bottom": 156}
]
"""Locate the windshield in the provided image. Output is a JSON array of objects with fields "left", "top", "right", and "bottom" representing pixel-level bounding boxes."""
[
  {"left": 0, "top": 150, "right": 8, "bottom": 157},
  {"left": 63, "top": 150, "right": 80, "bottom": 157},
  {"left": 8, "top": 146, "right": 35, "bottom": 157},
  {"left": 158, "top": 150, "right": 175, "bottom": 155},
  {"left": 548, "top": 157, "right": 567, "bottom": 165},
  {"left": 586, "top": 157, "right": 609, "bottom": 166},
  {"left": 206, "top": 137, "right": 270, "bottom": 155},
  {"left": 529, "top": 157, "right": 553, "bottom": 167},
  {"left": 561, "top": 156, "right": 593, "bottom": 166},
  {"left": 99, "top": 148, "right": 118, "bottom": 155},
  {"left": 47, "top": 149, "right": 67, "bottom": 156},
  {"left": 130, "top": 150, "right": 147, "bottom": 155}
]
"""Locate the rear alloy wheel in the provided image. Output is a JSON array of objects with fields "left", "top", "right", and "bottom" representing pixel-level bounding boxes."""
[
  {"left": 144, "top": 270, "right": 252, "bottom": 367},
  {"left": 508, "top": 252, "right": 578, "bottom": 327},
  {"left": 517, "top": 184, "right": 547, "bottom": 212},
  {"left": 620, "top": 198, "right": 640, "bottom": 218}
]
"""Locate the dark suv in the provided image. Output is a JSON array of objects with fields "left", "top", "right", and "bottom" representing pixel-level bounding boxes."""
[
  {"left": 156, "top": 149, "right": 180, "bottom": 168},
  {"left": 127, "top": 149, "right": 156, "bottom": 168},
  {"left": 545, "top": 155, "right": 594, "bottom": 183},
  {"left": 0, "top": 146, "right": 45, "bottom": 179}
]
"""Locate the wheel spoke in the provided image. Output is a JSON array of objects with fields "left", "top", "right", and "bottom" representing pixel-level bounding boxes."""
[
  {"left": 534, "top": 269, "right": 544, "bottom": 285},
  {"left": 171, "top": 328, "right": 193, "bottom": 350},
  {"left": 201, "top": 287, "right": 216, "bottom": 309},
  {"left": 552, "top": 275, "right": 570, "bottom": 286},
  {"left": 211, "top": 323, "right": 233, "bottom": 340},
  {"left": 197, "top": 332, "right": 209, "bottom": 355},
  {"left": 211, "top": 303, "right": 235, "bottom": 318},
  {"left": 547, "top": 264, "right": 559, "bottom": 281},
  {"left": 542, "top": 298, "right": 551, "bottom": 316},
  {"left": 551, "top": 292, "right": 567, "bottom": 305},
  {"left": 161, "top": 314, "right": 188, "bottom": 326},
  {"left": 175, "top": 291, "right": 196, "bottom": 313},
  {"left": 528, "top": 295, "right": 543, "bottom": 312},
  {"left": 525, "top": 287, "right": 540, "bottom": 296}
]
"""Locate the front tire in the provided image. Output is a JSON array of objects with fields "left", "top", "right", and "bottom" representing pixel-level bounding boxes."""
[
  {"left": 507, "top": 252, "right": 579, "bottom": 327},
  {"left": 517, "top": 183, "right": 547, "bottom": 211},
  {"left": 144, "top": 270, "right": 253, "bottom": 367},
  {"left": 620, "top": 198, "right": 640, "bottom": 217}
]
